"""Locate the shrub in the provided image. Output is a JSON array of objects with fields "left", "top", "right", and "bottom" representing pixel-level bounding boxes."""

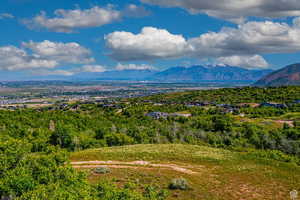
[
  {"left": 168, "top": 178, "right": 189, "bottom": 190},
  {"left": 144, "top": 185, "right": 169, "bottom": 200},
  {"left": 247, "top": 149, "right": 300, "bottom": 165},
  {"left": 93, "top": 167, "right": 111, "bottom": 174}
]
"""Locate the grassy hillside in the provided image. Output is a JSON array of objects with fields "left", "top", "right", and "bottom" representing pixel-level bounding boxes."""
[
  {"left": 71, "top": 144, "right": 300, "bottom": 200},
  {"left": 1, "top": 86, "right": 300, "bottom": 199}
]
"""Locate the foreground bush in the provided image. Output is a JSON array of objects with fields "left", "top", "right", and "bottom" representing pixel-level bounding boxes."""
[
  {"left": 0, "top": 138, "right": 167, "bottom": 200},
  {"left": 93, "top": 167, "right": 111, "bottom": 174},
  {"left": 168, "top": 178, "right": 189, "bottom": 190}
]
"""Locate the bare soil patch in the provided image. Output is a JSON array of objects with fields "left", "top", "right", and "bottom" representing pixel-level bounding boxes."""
[{"left": 71, "top": 160, "right": 198, "bottom": 175}]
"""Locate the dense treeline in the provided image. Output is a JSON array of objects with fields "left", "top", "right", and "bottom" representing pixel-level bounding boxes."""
[
  {"left": 0, "top": 102, "right": 299, "bottom": 156},
  {"left": 1, "top": 86, "right": 300, "bottom": 199},
  {"left": 136, "top": 86, "right": 300, "bottom": 104}
]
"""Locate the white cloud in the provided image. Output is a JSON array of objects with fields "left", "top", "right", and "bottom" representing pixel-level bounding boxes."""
[
  {"left": 0, "top": 13, "right": 14, "bottom": 20},
  {"left": 217, "top": 55, "right": 269, "bottom": 69},
  {"left": 22, "top": 40, "right": 94, "bottom": 64},
  {"left": 115, "top": 63, "right": 156, "bottom": 70},
  {"left": 293, "top": 17, "right": 300, "bottom": 28},
  {"left": 77, "top": 65, "right": 106, "bottom": 73},
  {"left": 24, "top": 5, "right": 149, "bottom": 33},
  {"left": 123, "top": 4, "right": 150, "bottom": 17},
  {"left": 33, "top": 63, "right": 157, "bottom": 76},
  {"left": 188, "top": 20, "right": 300, "bottom": 57},
  {"left": 32, "top": 65, "right": 107, "bottom": 76},
  {"left": 141, "top": 0, "right": 300, "bottom": 23},
  {"left": 26, "top": 6, "right": 120, "bottom": 33},
  {"left": 105, "top": 27, "right": 189, "bottom": 61},
  {"left": 0, "top": 46, "right": 58, "bottom": 71},
  {"left": 105, "top": 20, "right": 300, "bottom": 68},
  {"left": 32, "top": 69, "right": 75, "bottom": 76},
  {"left": 0, "top": 40, "right": 95, "bottom": 72}
]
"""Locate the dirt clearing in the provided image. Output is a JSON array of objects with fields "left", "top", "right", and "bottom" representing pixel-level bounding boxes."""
[{"left": 71, "top": 160, "right": 199, "bottom": 175}]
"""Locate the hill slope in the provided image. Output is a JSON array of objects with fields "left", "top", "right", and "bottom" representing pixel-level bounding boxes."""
[
  {"left": 254, "top": 63, "right": 300, "bottom": 86},
  {"left": 151, "top": 65, "right": 272, "bottom": 83},
  {"left": 71, "top": 144, "right": 300, "bottom": 200}
]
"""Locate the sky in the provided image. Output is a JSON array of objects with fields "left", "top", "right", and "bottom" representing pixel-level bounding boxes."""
[{"left": 1, "top": 0, "right": 300, "bottom": 80}]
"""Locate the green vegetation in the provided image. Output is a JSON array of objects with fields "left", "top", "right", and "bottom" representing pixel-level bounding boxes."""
[
  {"left": 0, "top": 139, "right": 166, "bottom": 199},
  {"left": 1, "top": 97, "right": 299, "bottom": 158},
  {"left": 1, "top": 86, "right": 300, "bottom": 199},
  {"left": 168, "top": 178, "right": 189, "bottom": 190},
  {"left": 136, "top": 86, "right": 300, "bottom": 104},
  {"left": 71, "top": 144, "right": 300, "bottom": 200}
]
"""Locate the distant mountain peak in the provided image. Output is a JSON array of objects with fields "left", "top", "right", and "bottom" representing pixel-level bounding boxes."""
[
  {"left": 254, "top": 63, "right": 300, "bottom": 86},
  {"left": 70, "top": 65, "right": 273, "bottom": 84},
  {"left": 149, "top": 65, "right": 272, "bottom": 83}
]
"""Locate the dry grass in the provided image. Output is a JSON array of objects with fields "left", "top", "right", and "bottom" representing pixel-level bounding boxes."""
[{"left": 71, "top": 144, "right": 300, "bottom": 200}]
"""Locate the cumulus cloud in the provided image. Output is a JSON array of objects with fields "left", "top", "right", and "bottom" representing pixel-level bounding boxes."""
[
  {"left": 188, "top": 20, "right": 300, "bottom": 57},
  {"left": 32, "top": 69, "right": 75, "bottom": 76},
  {"left": 22, "top": 40, "right": 94, "bottom": 64},
  {"left": 24, "top": 5, "right": 149, "bottom": 33},
  {"left": 105, "top": 27, "right": 189, "bottom": 61},
  {"left": 105, "top": 20, "right": 300, "bottom": 68},
  {"left": 0, "top": 46, "right": 58, "bottom": 71},
  {"left": 0, "top": 41, "right": 95, "bottom": 72},
  {"left": 0, "top": 13, "right": 14, "bottom": 20},
  {"left": 115, "top": 63, "right": 156, "bottom": 70},
  {"left": 123, "top": 4, "right": 150, "bottom": 18},
  {"left": 33, "top": 65, "right": 107, "bottom": 76},
  {"left": 293, "top": 17, "right": 300, "bottom": 28},
  {"left": 217, "top": 55, "right": 269, "bottom": 69},
  {"left": 76, "top": 65, "right": 106, "bottom": 73},
  {"left": 34, "top": 63, "right": 158, "bottom": 76},
  {"left": 141, "top": 0, "right": 300, "bottom": 23},
  {"left": 24, "top": 6, "right": 120, "bottom": 33}
]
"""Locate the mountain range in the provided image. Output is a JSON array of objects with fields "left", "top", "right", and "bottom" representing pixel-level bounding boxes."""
[
  {"left": 149, "top": 66, "right": 272, "bottom": 82},
  {"left": 70, "top": 65, "right": 272, "bottom": 84},
  {"left": 254, "top": 63, "right": 300, "bottom": 86}
]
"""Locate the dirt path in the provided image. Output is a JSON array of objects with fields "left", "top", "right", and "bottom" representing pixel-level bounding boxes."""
[
  {"left": 275, "top": 120, "right": 294, "bottom": 127},
  {"left": 71, "top": 160, "right": 198, "bottom": 175}
]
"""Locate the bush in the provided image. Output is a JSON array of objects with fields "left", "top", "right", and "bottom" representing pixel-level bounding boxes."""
[
  {"left": 168, "top": 178, "right": 189, "bottom": 190},
  {"left": 143, "top": 185, "right": 169, "bottom": 200},
  {"left": 93, "top": 167, "right": 111, "bottom": 174},
  {"left": 247, "top": 149, "right": 300, "bottom": 165}
]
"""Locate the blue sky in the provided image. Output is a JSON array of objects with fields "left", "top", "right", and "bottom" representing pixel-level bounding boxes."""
[{"left": 1, "top": 0, "right": 300, "bottom": 80}]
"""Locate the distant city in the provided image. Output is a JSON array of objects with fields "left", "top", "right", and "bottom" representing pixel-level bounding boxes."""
[{"left": 0, "top": 81, "right": 224, "bottom": 109}]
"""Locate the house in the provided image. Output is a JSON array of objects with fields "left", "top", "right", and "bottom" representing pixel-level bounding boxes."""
[
  {"left": 70, "top": 104, "right": 80, "bottom": 111},
  {"left": 146, "top": 112, "right": 192, "bottom": 119},
  {"left": 237, "top": 103, "right": 260, "bottom": 108},
  {"left": 101, "top": 104, "right": 120, "bottom": 108},
  {"left": 216, "top": 104, "right": 236, "bottom": 109},
  {"left": 259, "top": 102, "right": 287, "bottom": 109},
  {"left": 170, "top": 113, "right": 192, "bottom": 118},
  {"left": 145, "top": 112, "right": 169, "bottom": 119},
  {"left": 294, "top": 100, "right": 300, "bottom": 104},
  {"left": 186, "top": 101, "right": 212, "bottom": 107},
  {"left": 59, "top": 103, "right": 69, "bottom": 110}
]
